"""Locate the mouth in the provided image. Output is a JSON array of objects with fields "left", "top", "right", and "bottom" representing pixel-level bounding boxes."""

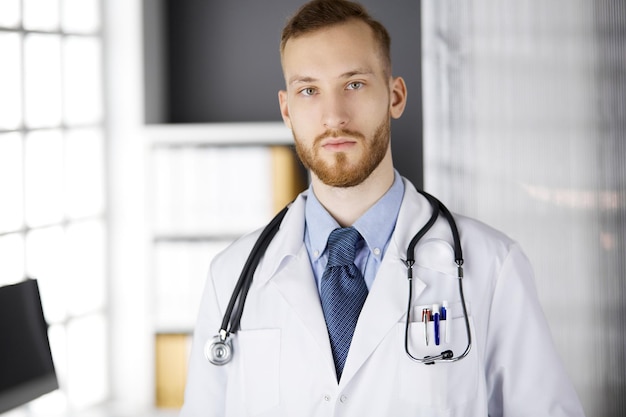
[
  {"left": 321, "top": 137, "right": 358, "bottom": 151},
  {"left": 317, "top": 129, "right": 364, "bottom": 152}
]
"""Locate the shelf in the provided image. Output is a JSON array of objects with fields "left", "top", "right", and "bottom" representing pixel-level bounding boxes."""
[
  {"left": 144, "top": 122, "right": 293, "bottom": 147},
  {"left": 152, "top": 233, "right": 242, "bottom": 243}
]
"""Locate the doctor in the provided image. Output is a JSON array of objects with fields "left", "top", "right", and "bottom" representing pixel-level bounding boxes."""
[{"left": 180, "top": 1, "right": 586, "bottom": 416}]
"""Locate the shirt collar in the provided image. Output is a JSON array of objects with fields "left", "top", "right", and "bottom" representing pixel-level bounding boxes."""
[{"left": 305, "top": 171, "right": 405, "bottom": 260}]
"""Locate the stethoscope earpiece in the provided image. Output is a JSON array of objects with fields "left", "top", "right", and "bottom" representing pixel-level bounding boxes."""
[{"left": 205, "top": 335, "right": 233, "bottom": 366}]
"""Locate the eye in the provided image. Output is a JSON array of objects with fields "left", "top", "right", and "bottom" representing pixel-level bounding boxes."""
[
  {"left": 299, "top": 87, "right": 316, "bottom": 96},
  {"left": 347, "top": 81, "right": 363, "bottom": 90}
]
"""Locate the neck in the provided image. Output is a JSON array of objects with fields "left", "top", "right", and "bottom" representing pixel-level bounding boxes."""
[{"left": 311, "top": 150, "right": 395, "bottom": 227}]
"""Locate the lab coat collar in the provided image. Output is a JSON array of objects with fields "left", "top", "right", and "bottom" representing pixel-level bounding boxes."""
[
  {"left": 256, "top": 191, "right": 308, "bottom": 284},
  {"left": 390, "top": 178, "right": 437, "bottom": 258},
  {"left": 256, "top": 179, "right": 436, "bottom": 283}
]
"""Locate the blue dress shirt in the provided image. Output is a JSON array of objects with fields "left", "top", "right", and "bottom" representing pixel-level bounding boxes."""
[{"left": 304, "top": 171, "right": 405, "bottom": 292}]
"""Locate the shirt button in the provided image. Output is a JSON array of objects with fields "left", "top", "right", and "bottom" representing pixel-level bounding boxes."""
[
  {"left": 340, "top": 395, "right": 348, "bottom": 403},
  {"left": 323, "top": 394, "right": 331, "bottom": 402},
  {"left": 314, "top": 249, "right": 320, "bottom": 257},
  {"left": 373, "top": 247, "right": 381, "bottom": 256}
]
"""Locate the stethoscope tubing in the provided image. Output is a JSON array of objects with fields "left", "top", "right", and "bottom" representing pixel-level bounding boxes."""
[
  {"left": 208, "top": 190, "right": 472, "bottom": 366},
  {"left": 218, "top": 205, "right": 290, "bottom": 340},
  {"left": 404, "top": 190, "right": 472, "bottom": 364}
]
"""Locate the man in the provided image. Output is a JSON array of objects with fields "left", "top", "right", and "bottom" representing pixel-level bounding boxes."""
[{"left": 180, "top": 1, "right": 586, "bottom": 416}]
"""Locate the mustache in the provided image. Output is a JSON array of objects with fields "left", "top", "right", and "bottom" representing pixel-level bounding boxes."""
[{"left": 314, "top": 128, "right": 365, "bottom": 144}]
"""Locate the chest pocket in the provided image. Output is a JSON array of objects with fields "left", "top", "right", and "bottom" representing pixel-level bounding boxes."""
[
  {"left": 396, "top": 302, "right": 479, "bottom": 409},
  {"left": 237, "top": 329, "right": 281, "bottom": 415}
]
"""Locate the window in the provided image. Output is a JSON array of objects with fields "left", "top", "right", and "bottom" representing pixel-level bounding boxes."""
[{"left": 0, "top": 0, "right": 107, "bottom": 413}]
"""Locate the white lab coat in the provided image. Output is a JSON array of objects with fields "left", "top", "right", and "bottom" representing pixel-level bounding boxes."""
[{"left": 180, "top": 179, "right": 585, "bottom": 417}]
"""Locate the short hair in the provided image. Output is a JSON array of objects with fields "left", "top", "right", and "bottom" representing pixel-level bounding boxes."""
[{"left": 280, "top": 0, "right": 392, "bottom": 75}]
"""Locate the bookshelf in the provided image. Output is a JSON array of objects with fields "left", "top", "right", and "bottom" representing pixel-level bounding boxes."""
[{"left": 144, "top": 122, "right": 307, "bottom": 408}]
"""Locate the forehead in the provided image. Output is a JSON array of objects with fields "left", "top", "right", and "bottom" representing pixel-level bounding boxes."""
[{"left": 281, "top": 19, "right": 385, "bottom": 81}]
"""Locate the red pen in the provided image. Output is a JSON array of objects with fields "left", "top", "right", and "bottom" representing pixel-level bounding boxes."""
[{"left": 422, "top": 308, "right": 431, "bottom": 346}]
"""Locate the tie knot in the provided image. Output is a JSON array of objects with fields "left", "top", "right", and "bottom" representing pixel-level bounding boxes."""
[{"left": 326, "top": 227, "right": 362, "bottom": 267}]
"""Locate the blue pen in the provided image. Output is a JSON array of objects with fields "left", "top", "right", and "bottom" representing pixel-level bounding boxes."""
[
  {"left": 442, "top": 301, "right": 449, "bottom": 343},
  {"left": 433, "top": 303, "right": 440, "bottom": 346}
]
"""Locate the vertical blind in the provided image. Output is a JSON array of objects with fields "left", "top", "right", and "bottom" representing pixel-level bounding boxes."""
[{"left": 421, "top": 1, "right": 625, "bottom": 415}]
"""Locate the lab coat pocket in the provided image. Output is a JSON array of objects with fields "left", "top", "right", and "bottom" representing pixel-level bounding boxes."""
[
  {"left": 398, "top": 312, "right": 478, "bottom": 409},
  {"left": 238, "top": 328, "right": 280, "bottom": 415}
]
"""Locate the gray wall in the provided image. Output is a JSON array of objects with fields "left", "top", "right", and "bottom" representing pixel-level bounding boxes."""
[{"left": 144, "top": 0, "right": 423, "bottom": 187}]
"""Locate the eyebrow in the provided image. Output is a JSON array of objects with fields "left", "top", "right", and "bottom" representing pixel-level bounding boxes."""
[
  {"left": 288, "top": 76, "right": 317, "bottom": 86},
  {"left": 288, "top": 68, "right": 375, "bottom": 86}
]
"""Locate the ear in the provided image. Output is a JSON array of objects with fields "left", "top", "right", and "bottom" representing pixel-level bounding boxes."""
[
  {"left": 389, "top": 76, "right": 407, "bottom": 119},
  {"left": 278, "top": 90, "right": 292, "bottom": 129}
]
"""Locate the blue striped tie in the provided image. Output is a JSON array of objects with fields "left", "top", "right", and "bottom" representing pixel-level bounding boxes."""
[{"left": 320, "top": 227, "right": 369, "bottom": 381}]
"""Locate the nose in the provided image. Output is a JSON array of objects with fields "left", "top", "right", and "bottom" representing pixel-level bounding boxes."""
[{"left": 321, "top": 92, "right": 350, "bottom": 129}]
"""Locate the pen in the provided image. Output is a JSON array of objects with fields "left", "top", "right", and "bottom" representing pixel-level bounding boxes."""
[
  {"left": 421, "top": 308, "right": 430, "bottom": 346},
  {"left": 433, "top": 304, "right": 440, "bottom": 346},
  {"left": 442, "top": 301, "right": 449, "bottom": 343}
]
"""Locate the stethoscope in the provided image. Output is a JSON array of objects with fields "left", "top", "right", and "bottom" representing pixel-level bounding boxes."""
[{"left": 205, "top": 190, "right": 472, "bottom": 366}]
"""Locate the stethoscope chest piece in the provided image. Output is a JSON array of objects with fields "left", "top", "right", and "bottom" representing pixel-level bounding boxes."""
[{"left": 205, "top": 335, "right": 233, "bottom": 366}]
